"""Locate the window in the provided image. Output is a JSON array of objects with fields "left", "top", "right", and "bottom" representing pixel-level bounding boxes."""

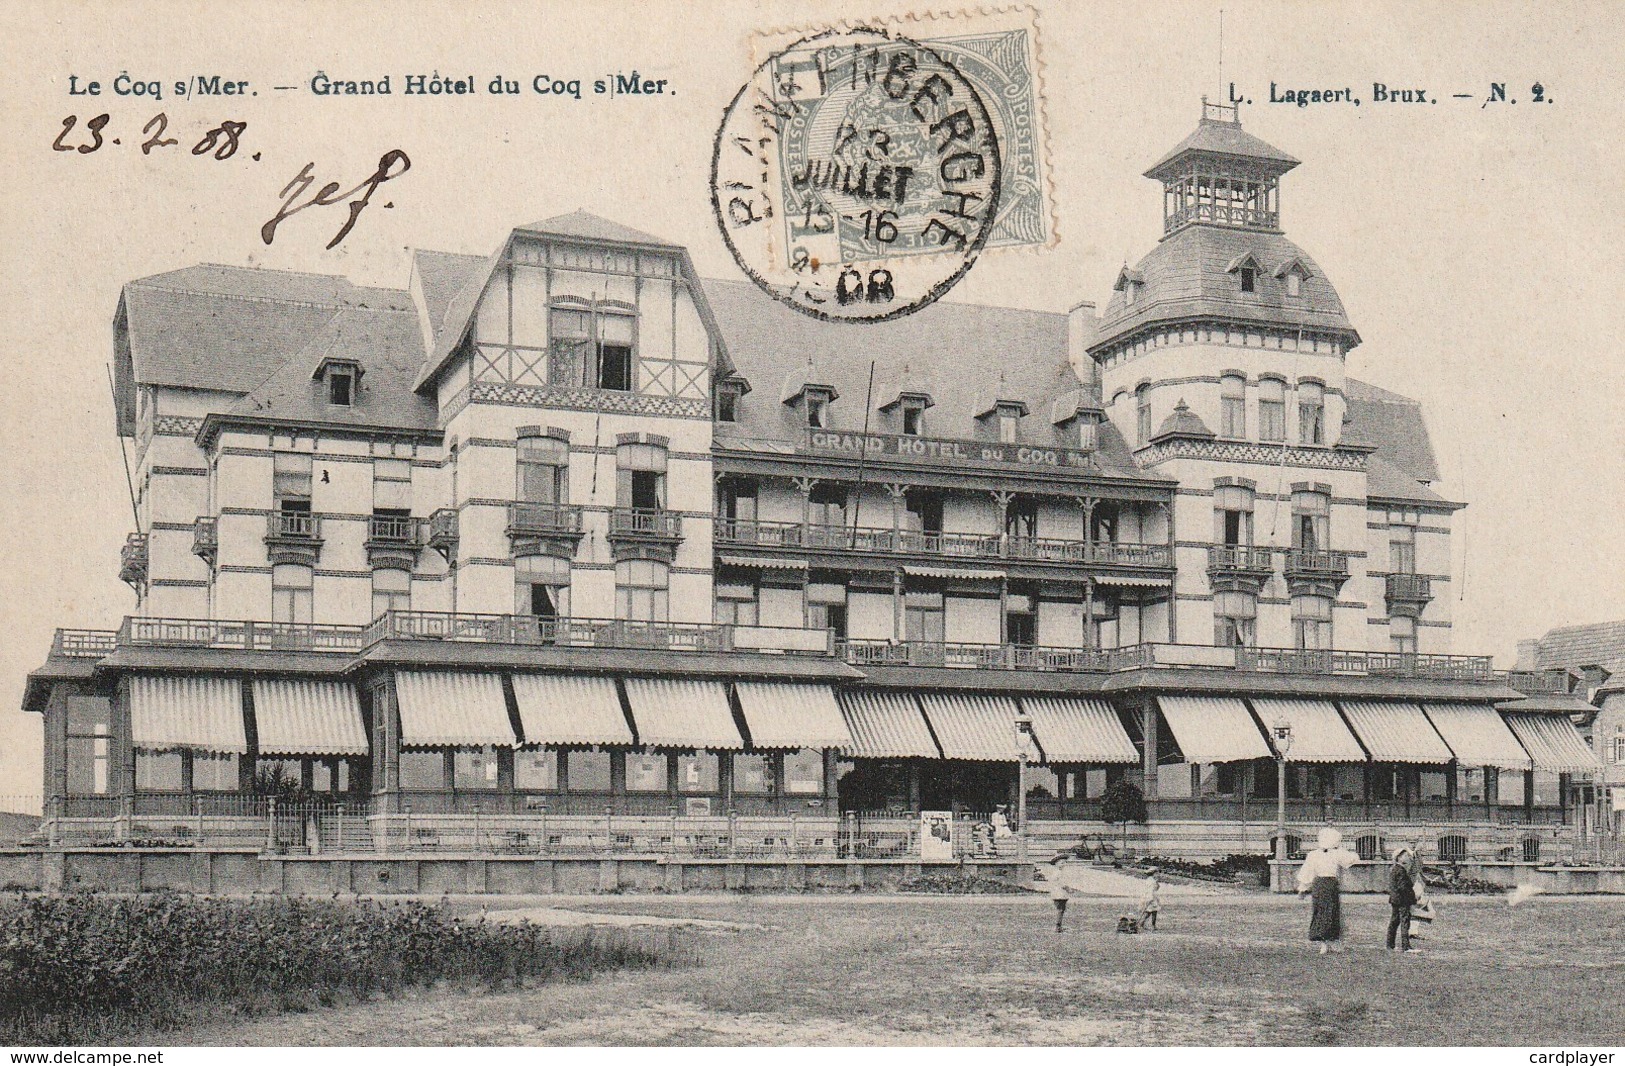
[
  {"left": 399, "top": 750, "right": 447, "bottom": 790},
  {"left": 1123, "top": 281, "right": 1138, "bottom": 306},
  {"left": 566, "top": 750, "right": 612, "bottom": 792},
  {"left": 616, "top": 441, "right": 667, "bottom": 511},
  {"left": 1390, "top": 615, "right": 1417, "bottom": 655},
  {"left": 193, "top": 752, "right": 239, "bottom": 791},
  {"left": 718, "top": 480, "right": 757, "bottom": 531},
  {"left": 1213, "top": 591, "right": 1257, "bottom": 647},
  {"left": 733, "top": 754, "right": 774, "bottom": 794},
  {"left": 1285, "top": 271, "right": 1302, "bottom": 297},
  {"left": 1075, "top": 416, "right": 1098, "bottom": 451},
  {"left": 1292, "top": 594, "right": 1334, "bottom": 650},
  {"left": 784, "top": 749, "right": 824, "bottom": 795},
  {"left": 1298, "top": 382, "right": 1325, "bottom": 445},
  {"left": 517, "top": 435, "right": 568, "bottom": 504},
  {"left": 272, "top": 452, "right": 313, "bottom": 503},
  {"left": 327, "top": 365, "right": 355, "bottom": 406},
  {"left": 372, "top": 457, "right": 412, "bottom": 511},
  {"left": 452, "top": 747, "right": 500, "bottom": 790},
  {"left": 311, "top": 759, "right": 353, "bottom": 793},
  {"left": 904, "top": 591, "right": 945, "bottom": 643},
  {"left": 805, "top": 391, "right": 829, "bottom": 429},
  {"left": 271, "top": 564, "right": 314, "bottom": 624},
  {"left": 626, "top": 753, "right": 670, "bottom": 793},
  {"left": 1214, "top": 484, "right": 1255, "bottom": 546},
  {"left": 715, "top": 581, "right": 759, "bottom": 626},
  {"left": 996, "top": 403, "right": 1022, "bottom": 444},
  {"left": 1135, "top": 386, "right": 1152, "bottom": 444},
  {"left": 372, "top": 568, "right": 411, "bottom": 617},
  {"left": 65, "top": 697, "right": 110, "bottom": 796},
  {"left": 1239, "top": 266, "right": 1256, "bottom": 293},
  {"left": 1291, "top": 490, "right": 1330, "bottom": 553},
  {"left": 900, "top": 398, "right": 926, "bottom": 436},
  {"left": 514, "top": 749, "right": 558, "bottom": 791},
  {"left": 807, "top": 602, "right": 847, "bottom": 641},
  {"left": 1004, "top": 498, "right": 1038, "bottom": 539},
  {"left": 807, "top": 484, "right": 846, "bottom": 527},
  {"left": 715, "top": 381, "right": 743, "bottom": 423},
  {"left": 1220, "top": 374, "right": 1246, "bottom": 438},
  {"left": 1389, "top": 523, "right": 1416, "bottom": 574},
  {"left": 1612, "top": 737, "right": 1625, "bottom": 766},
  {"left": 1259, "top": 379, "right": 1286, "bottom": 441},
  {"left": 136, "top": 750, "right": 183, "bottom": 792},
  {"left": 615, "top": 559, "right": 669, "bottom": 621},
  {"left": 515, "top": 554, "right": 570, "bottom": 619},
  {"left": 904, "top": 492, "right": 944, "bottom": 536},
  {"left": 549, "top": 307, "right": 634, "bottom": 391},
  {"left": 1006, "top": 610, "right": 1036, "bottom": 646},
  {"left": 678, "top": 753, "right": 718, "bottom": 793}
]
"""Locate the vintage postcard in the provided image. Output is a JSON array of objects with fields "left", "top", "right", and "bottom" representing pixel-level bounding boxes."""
[{"left": 0, "top": 0, "right": 1621, "bottom": 1052}]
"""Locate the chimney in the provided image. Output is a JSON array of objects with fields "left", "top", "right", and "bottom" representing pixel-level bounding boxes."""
[
  {"left": 1068, "top": 300, "right": 1098, "bottom": 388},
  {"left": 1514, "top": 639, "right": 1540, "bottom": 672}
]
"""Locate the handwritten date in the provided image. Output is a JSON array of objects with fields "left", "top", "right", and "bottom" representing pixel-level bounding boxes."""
[{"left": 54, "top": 112, "right": 245, "bottom": 158}]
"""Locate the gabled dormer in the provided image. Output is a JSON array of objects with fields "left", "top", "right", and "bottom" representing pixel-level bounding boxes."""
[
  {"left": 1225, "top": 253, "right": 1264, "bottom": 295},
  {"left": 313, "top": 357, "right": 362, "bottom": 407},
  {"left": 1274, "top": 256, "right": 1314, "bottom": 298},
  {"left": 1114, "top": 266, "right": 1146, "bottom": 306},
  {"left": 782, "top": 360, "right": 838, "bottom": 429}
]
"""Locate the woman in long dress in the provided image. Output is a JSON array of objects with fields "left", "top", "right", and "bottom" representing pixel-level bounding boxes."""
[{"left": 1296, "top": 827, "right": 1359, "bottom": 954}]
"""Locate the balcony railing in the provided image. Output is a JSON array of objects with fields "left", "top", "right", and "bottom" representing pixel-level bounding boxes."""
[
  {"left": 507, "top": 502, "right": 584, "bottom": 536},
  {"left": 715, "top": 518, "right": 1171, "bottom": 569},
  {"left": 1505, "top": 670, "right": 1572, "bottom": 695},
  {"left": 367, "top": 514, "right": 419, "bottom": 544},
  {"left": 1284, "top": 549, "right": 1351, "bottom": 577},
  {"left": 608, "top": 508, "right": 683, "bottom": 540},
  {"left": 266, "top": 511, "right": 320, "bottom": 539},
  {"left": 1234, "top": 646, "right": 1496, "bottom": 680},
  {"left": 117, "top": 616, "right": 366, "bottom": 653},
  {"left": 1385, "top": 572, "right": 1433, "bottom": 601},
  {"left": 362, "top": 611, "right": 830, "bottom": 655},
  {"left": 51, "top": 629, "right": 119, "bottom": 658},
  {"left": 835, "top": 640, "right": 1139, "bottom": 673},
  {"left": 191, "top": 517, "right": 218, "bottom": 563},
  {"left": 429, "top": 507, "right": 459, "bottom": 543},
  {"left": 118, "top": 533, "right": 148, "bottom": 586},
  {"left": 1207, "top": 545, "right": 1274, "bottom": 571}
]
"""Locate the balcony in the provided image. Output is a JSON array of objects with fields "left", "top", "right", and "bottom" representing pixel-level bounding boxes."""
[
  {"left": 118, "top": 533, "right": 148, "bottom": 589},
  {"left": 264, "top": 510, "right": 322, "bottom": 566},
  {"left": 427, "top": 507, "right": 459, "bottom": 563},
  {"left": 116, "top": 616, "right": 366, "bottom": 653},
  {"left": 191, "top": 517, "right": 217, "bottom": 568},
  {"left": 1283, "top": 548, "right": 1351, "bottom": 596},
  {"left": 606, "top": 508, "right": 683, "bottom": 561},
  {"left": 1206, "top": 545, "right": 1275, "bottom": 593},
  {"left": 714, "top": 518, "right": 1172, "bottom": 571},
  {"left": 362, "top": 611, "right": 832, "bottom": 656},
  {"left": 1385, "top": 572, "right": 1434, "bottom": 616},
  {"left": 836, "top": 640, "right": 1129, "bottom": 673},
  {"left": 508, "top": 502, "right": 585, "bottom": 537},
  {"left": 365, "top": 513, "right": 421, "bottom": 569}
]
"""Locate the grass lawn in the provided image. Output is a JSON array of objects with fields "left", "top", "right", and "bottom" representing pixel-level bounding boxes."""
[{"left": 169, "top": 892, "right": 1624, "bottom": 1046}]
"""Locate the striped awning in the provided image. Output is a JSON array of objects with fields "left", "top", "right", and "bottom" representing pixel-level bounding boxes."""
[
  {"left": 1156, "top": 696, "right": 1270, "bottom": 763},
  {"left": 1503, "top": 712, "right": 1601, "bottom": 773},
  {"left": 1020, "top": 697, "right": 1138, "bottom": 764},
  {"left": 394, "top": 672, "right": 515, "bottom": 747},
  {"left": 1092, "top": 574, "right": 1172, "bottom": 588},
  {"left": 903, "top": 565, "right": 1004, "bottom": 580},
  {"left": 838, "top": 691, "right": 939, "bottom": 759},
  {"left": 251, "top": 679, "right": 368, "bottom": 755},
  {"left": 1250, "top": 699, "right": 1366, "bottom": 763},
  {"left": 918, "top": 693, "right": 1022, "bottom": 761},
  {"left": 1337, "top": 701, "right": 1452, "bottom": 764},
  {"left": 734, "top": 682, "right": 853, "bottom": 749},
  {"left": 623, "top": 678, "right": 743, "bottom": 750},
  {"left": 716, "top": 554, "right": 808, "bottom": 570},
  {"left": 510, "top": 674, "right": 632, "bottom": 746},
  {"left": 1422, "top": 704, "right": 1531, "bottom": 770},
  {"left": 130, "top": 675, "right": 247, "bottom": 753}
]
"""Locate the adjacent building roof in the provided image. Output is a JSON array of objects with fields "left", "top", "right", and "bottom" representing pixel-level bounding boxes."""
[{"left": 1521, "top": 619, "right": 1625, "bottom": 673}]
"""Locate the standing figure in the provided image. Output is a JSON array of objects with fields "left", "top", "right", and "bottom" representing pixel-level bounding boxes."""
[
  {"left": 1039, "top": 856, "right": 1072, "bottom": 931},
  {"left": 1387, "top": 846, "right": 1423, "bottom": 953},
  {"left": 1296, "top": 827, "right": 1359, "bottom": 954},
  {"left": 1139, "top": 872, "right": 1162, "bottom": 930}
]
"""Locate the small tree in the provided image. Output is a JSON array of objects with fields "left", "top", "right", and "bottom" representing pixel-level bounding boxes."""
[{"left": 1100, "top": 779, "right": 1147, "bottom": 855}]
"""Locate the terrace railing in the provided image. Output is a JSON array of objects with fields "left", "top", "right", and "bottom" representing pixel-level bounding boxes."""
[
  {"left": 116, "top": 616, "right": 367, "bottom": 653},
  {"left": 715, "top": 518, "right": 1171, "bottom": 568},
  {"left": 834, "top": 640, "right": 1129, "bottom": 673},
  {"left": 51, "top": 629, "right": 119, "bottom": 658},
  {"left": 361, "top": 611, "right": 832, "bottom": 655}
]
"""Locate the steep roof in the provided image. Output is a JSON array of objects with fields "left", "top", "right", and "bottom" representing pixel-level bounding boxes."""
[
  {"left": 1344, "top": 377, "right": 1443, "bottom": 485},
  {"left": 1146, "top": 118, "right": 1300, "bottom": 179},
  {"left": 702, "top": 279, "right": 1150, "bottom": 479},
  {"left": 516, "top": 210, "right": 681, "bottom": 248},
  {"left": 120, "top": 265, "right": 407, "bottom": 395},
  {"left": 222, "top": 306, "right": 437, "bottom": 432},
  {"left": 1526, "top": 620, "right": 1625, "bottom": 673},
  {"left": 1091, "top": 226, "right": 1357, "bottom": 350}
]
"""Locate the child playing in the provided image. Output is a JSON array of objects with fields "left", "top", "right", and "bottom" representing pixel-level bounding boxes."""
[
  {"left": 1139, "top": 872, "right": 1162, "bottom": 931},
  {"left": 1039, "top": 856, "right": 1073, "bottom": 931}
]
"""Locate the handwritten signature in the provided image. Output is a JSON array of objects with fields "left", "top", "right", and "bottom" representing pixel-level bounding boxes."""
[{"left": 261, "top": 150, "right": 411, "bottom": 250}]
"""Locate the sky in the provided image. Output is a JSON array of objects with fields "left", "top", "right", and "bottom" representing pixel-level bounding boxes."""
[{"left": 0, "top": 0, "right": 1620, "bottom": 807}]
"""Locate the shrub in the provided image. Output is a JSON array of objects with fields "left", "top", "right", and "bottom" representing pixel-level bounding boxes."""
[{"left": 0, "top": 894, "right": 691, "bottom": 1042}]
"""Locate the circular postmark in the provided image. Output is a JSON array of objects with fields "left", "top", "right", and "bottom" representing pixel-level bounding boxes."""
[{"left": 711, "top": 26, "right": 1003, "bottom": 323}]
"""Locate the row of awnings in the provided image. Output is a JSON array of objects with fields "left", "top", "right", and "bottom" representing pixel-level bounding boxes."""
[
  {"left": 835, "top": 690, "right": 1140, "bottom": 763},
  {"left": 123, "top": 674, "right": 1602, "bottom": 772},
  {"left": 1155, "top": 695, "right": 1600, "bottom": 772}
]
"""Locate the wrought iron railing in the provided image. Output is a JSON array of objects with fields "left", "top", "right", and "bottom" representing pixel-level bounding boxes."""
[
  {"left": 116, "top": 616, "right": 366, "bottom": 653},
  {"left": 608, "top": 508, "right": 683, "bottom": 538},
  {"left": 715, "top": 518, "right": 1171, "bottom": 568},
  {"left": 1386, "top": 572, "right": 1433, "bottom": 601},
  {"left": 1208, "top": 545, "right": 1274, "bottom": 571},
  {"left": 191, "top": 516, "right": 218, "bottom": 560},
  {"left": 367, "top": 513, "right": 419, "bottom": 544},
  {"left": 834, "top": 640, "right": 1132, "bottom": 673},
  {"left": 507, "top": 501, "right": 584, "bottom": 535},
  {"left": 1284, "top": 549, "right": 1351, "bottom": 576},
  {"left": 51, "top": 629, "right": 119, "bottom": 658},
  {"left": 266, "top": 511, "right": 320, "bottom": 539},
  {"left": 428, "top": 507, "right": 459, "bottom": 543},
  {"left": 361, "top": 611, "right": 831, "bottom": 655}
]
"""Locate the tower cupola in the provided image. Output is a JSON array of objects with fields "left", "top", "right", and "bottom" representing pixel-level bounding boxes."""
[{"left": 1146, "top": 99, "right": 1299, "bottom": 237}]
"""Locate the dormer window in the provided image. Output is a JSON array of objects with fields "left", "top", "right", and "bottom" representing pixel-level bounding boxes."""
[
  {"left": 997, "top": 404, "right": 1022, "bottom": 444},
  {"left": 314, "top": 359, "right": 361, "bottom": 407},
  {"left": 1114, "top": 266, "right": 1145, "bottom": 307},
  {"left": 715, "top": 378, "right": 748, "bottom": 424},
  {"left": 804, "top": 388, "right": 832, "bottom": 429},
  {"left": 901, "top": 398, "right": 926, "bottom": 436},
  {"left": 1239, "top": 267, "right": 1256, "bottom": 293},
  {"left": 1284, "top": 272, "right": 1301, "bottom": 297},
  {"left": 1274, "top": 257, "right": 1313, "bottom": 299},
  {"left": 1227, "top": 253, "right": 1262, "bottom": 295},
  {"left": 1124, "top": 281, "right": 1139, "bottom": 305}
]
